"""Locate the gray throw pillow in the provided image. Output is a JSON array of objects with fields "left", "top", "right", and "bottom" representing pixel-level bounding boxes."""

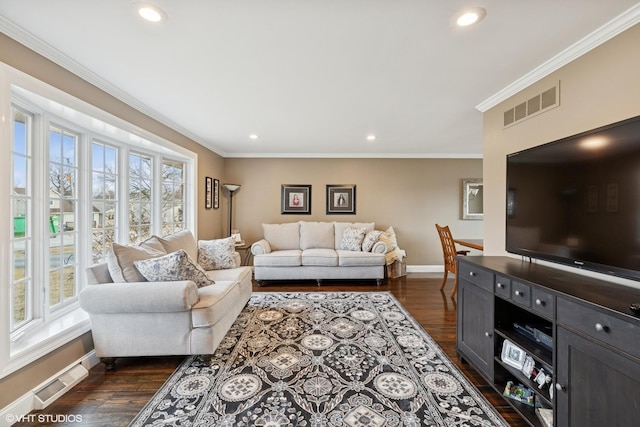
[
  {"left": 340, "top": 227, "right": 367, "bottom": 251},
  {"left": 198, "top": 236, "right": 236, "bottom": 270},
  {"left": 134, "top": 249, "right": 214, "bottom": 288}
]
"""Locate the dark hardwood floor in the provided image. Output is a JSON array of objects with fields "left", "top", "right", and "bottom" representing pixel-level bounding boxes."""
[{"left": 15, "top": 274, "right": 527, "bottom": 426}]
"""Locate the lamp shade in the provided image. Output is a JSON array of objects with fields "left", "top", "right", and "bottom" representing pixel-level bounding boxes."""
[{"left": 223, "top": 184, "right": 241, "bottom": 193}]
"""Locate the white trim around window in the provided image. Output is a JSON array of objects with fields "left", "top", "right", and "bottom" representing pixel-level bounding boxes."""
[{"left": 0, "top": 62, "right": 198, "bottom": 379}]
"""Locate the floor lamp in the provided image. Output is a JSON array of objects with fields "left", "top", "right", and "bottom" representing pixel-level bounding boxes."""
[{"left": 223, "top": 184, "right": 241, "bottom": 237}]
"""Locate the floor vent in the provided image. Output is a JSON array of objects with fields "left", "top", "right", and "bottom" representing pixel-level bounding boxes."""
[
  {"left": 504, "top": 83, "right": 559, "bottom": 128},
  {"left": 33, "top": 364, "right": 88, "bottom": 409}
]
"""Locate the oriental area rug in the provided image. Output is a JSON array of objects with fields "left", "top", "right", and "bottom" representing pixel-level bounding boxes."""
[{"left": 129, "top": 292, "right": 508, "bottom": 427}]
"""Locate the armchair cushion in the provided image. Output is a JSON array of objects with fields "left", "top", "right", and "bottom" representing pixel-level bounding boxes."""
[
  {"left": 107, "top": 243, "right": 166, "bottom": 283},
  {"left": 198, "top": 236, "right": 236, "bottom": 270},
  {"left": 134, "top": 250, "right": 214, "bottom": 288}
]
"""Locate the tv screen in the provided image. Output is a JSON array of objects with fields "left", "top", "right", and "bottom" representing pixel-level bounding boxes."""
[{"left": 506, "top": 114, "right": 640, "bottom": 281}]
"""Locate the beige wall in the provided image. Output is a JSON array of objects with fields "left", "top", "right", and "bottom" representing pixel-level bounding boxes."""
[
  {"left": 225, "top": 157, "right": 484, "bottom": 266},
  {"left": 482, "top": 24, "right": 640, "bottom": 278},
  {"left": 0, "top": 34, "right": 225, "bottom": 407}
]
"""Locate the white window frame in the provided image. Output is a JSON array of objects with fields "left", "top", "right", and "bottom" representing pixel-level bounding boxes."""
[{"left": 0, "top": 63, "right": 198, "bottom": 379}]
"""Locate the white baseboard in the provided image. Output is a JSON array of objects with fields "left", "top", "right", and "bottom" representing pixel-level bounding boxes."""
[
  {"left": 0, "top": 350, "right": 100, "bottom": 427},
  {"left": 406, "top": 265, "right": 444, "bottom": 273}
]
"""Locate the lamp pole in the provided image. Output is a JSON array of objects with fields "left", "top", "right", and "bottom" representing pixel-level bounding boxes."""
[{"left": 223, "top": 184, "right": 241, "bottom": 236}]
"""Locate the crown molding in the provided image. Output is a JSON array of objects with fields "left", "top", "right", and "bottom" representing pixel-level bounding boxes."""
[
  {"left": 0, "top": 16, "right": 225, "bottom": 156},
  {"left": 476, "top": 3, "right": 640, "bottom": 112}
]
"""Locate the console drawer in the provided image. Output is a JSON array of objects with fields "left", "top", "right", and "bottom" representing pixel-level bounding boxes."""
[
  {"left": 495, "top": 275, "right": 511, "bottom": 298},
  {"left": 557, "top": 297, "right": 639, "bottom": 358},
  {"left": 531, "top": 287, "right": 555, "bottom": 320},
  {"left": 511, "top": 281, "right": 531, "bottom": 308},
  {"left": 458, "top": 262, "right": 493, "bottom": 292}
]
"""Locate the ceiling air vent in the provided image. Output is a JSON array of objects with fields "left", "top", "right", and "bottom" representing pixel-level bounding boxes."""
[{"left": 503, "top": 82, "right": 559, "bottom": 128}]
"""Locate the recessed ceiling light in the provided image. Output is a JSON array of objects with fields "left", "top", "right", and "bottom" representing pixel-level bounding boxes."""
[
  {"left": 366, "top": 134, "right": 376, "bottom": 141},
  {"left": 455, "top": 7, "right": 486, "bottom": 27},
  {"left": 135, "top": 3, "right": 167, "bottom": 23},
  {"left": 249, "top": 134, "right": 259, "bottom": 140}
]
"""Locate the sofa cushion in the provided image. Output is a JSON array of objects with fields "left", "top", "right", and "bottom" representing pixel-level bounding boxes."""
[
  {"left": 340, "top": 226, "right": 367, "bottom": 251},
  {"left": 300, "top": 221, "right": 334, "bottom": 250},
  {"left": 302, "top": 248, "right": 339, "bottom": 266},
  {"left": 263, "top": 223, "right": 300, "bottom": 250},
  {"left": 134, "top": 250, "right": 214, "bottom": 288},
  {"left": 107, "top": 243, "right": 166, "bottom": 283},
  {"left": 337, "top": 250, "right": 386, "bottom": 267},
  {"left": 191, "top": 280, "right": 240, "bottom": 328},
  {"left": 334, "top": 222, "right": 375, "bottom": 248},
  {"left": 198, "top": 236, "right": 236, "bottom": 270},
  {"left": 158, "top": 229, "right": 199, "bottom": 262},
  {"left": 362, "top": 230, "right": 384, "bottom": 252},
  {"left": 253, "top": 250, "right": 302, "bottom": 267}
]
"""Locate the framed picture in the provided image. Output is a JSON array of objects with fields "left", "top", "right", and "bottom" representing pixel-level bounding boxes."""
[
  {"left": 501, "top": 339, "right": 527, "bottom": 370},
  {"left": 213, "top": 178, "right": 220, "bottom": 209},
  {"left": 281, "top": 184, "right": 311, "bottom": 214},
  {"left": 462, "top": 178, "right": 483, "bottom": 220},
  {"left": 326, "top": 184, "right": 356, "bottom": 214},
  {"left": 205, "top": 177, "right": 213, "bottom": 209}
]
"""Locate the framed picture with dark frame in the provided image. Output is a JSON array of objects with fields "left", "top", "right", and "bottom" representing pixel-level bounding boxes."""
[
  {"left": 281, "top": 184, "right": 311, "bottom": 214},
  {"left": 213, "top": 178, "right": 220, "bottom": 209},
  {"left": 326, "top": 184, "right": 356, "bottom": 214},
  {"left": 205, "top": 177, "right": 213, "bottom": 209}
]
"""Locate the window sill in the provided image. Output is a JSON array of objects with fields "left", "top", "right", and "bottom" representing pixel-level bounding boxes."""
[{"left": 2, "top": 308, "right": 91, "bottom": 379}]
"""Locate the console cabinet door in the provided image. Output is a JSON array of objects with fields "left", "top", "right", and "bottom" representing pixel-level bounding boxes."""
[
  {"left": 457, "top": 278, "right": 494, "bottom": 379},
  {"left": 556, "top": 327, "right": 640, "bottom": 427}
]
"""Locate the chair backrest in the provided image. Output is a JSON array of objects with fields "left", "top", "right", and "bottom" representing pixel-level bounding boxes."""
[{"left": 436, "top": 224, "right": 458, "bottom": 274}]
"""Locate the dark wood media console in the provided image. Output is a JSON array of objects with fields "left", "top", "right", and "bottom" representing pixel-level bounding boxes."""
[{"left": 456, "top": 256, "right": 640, "bottom": 427}]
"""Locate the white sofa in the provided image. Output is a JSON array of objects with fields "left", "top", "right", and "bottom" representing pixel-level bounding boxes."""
[
  {"left": 79, "top": 230, "right": 252, "bottom": 368},
  {"left": 251, "top": 221, "right": 394, "bottom": 285}
]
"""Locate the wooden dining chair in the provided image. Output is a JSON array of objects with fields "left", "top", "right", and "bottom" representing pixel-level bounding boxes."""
[{"left": 435, "top": 224, "right": 469, "bottom": 297}]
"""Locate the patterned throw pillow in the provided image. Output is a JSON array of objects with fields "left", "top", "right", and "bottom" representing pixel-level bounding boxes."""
[
  {"left": 134, "top": 250, "right": 214, "bottom": 288},
  {"left": 362, "top": 230, "right": 384, "bottom": 252},
  {"left": 339, "top": 227, "right": 367, "bottom": 251},
  {"left": 198, "top": 236, "right": 236, "bottom": 270}
]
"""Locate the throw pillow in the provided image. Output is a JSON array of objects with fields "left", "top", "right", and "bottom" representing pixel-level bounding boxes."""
[
  {"left": 107, "top": 243, "right": 166, "bottom": 283},
  {"left": 379, "top": 226, "right": 399, "bottom": 250},
  {"left": 362, "top": 230, "right": 384, "bottom": 252},
  {"left": 157, "top": 229, "right": 199, "bottom": 262},
  {"left": 134, "top": 249, "right": 214, "bottom": 288},
  {"left": 198, "top": 236, "right": 236, "bottom": 270},
  {"left": 340, "top": 227, "right": 367, "bottom": 251}
]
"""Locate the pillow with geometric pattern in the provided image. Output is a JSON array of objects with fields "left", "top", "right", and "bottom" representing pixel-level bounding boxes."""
[
  {"left": 198, "top": 236, "right": 237, "bottom": 270},
  {"left": 134, "top": 249, "right": 214, "bottom": 288}
]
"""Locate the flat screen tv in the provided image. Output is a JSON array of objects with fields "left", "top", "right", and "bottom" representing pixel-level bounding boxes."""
[{"left": 506, "top": 114, "right": 640, "bottom": 282}]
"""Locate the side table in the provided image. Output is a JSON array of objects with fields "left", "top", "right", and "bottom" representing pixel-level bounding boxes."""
[{"left": 235, "top": 241, "right": 252, "bottom": 266}]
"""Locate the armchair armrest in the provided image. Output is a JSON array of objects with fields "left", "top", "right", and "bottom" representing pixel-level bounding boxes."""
[
  {"left": 79, "top": 281, "right": 199, "bottom": 314},
  {"left": 251, "top": 239, "right": 272, "bottom": 255}
]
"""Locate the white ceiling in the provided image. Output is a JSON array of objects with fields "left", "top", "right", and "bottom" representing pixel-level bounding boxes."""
[{"left": 1, "top": 1, "right": 639, "bottom": 158}]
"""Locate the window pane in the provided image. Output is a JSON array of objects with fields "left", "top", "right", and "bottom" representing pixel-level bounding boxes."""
[
  {"left": 91, "top": 141, "right": 119, "bottom": 263},
  {"left": 11, "top": 107, "right": 33, "bottom": 333},
  {"left": 49, "top": 124, "right": 78, "bottom": 310},
  {"left": 11, "top": 282, "right": 26, "bottom": 325}
]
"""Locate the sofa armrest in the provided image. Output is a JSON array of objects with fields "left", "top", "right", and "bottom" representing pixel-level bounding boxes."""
[
  {"left": 79, "top": 281, "right": 199, "bottom": 314},
  {"left": 372, "top": 241, "right": 389, "bottom": 254},
  {"left": 251, "top": 239, "right": 272, "bottom": 255}
]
